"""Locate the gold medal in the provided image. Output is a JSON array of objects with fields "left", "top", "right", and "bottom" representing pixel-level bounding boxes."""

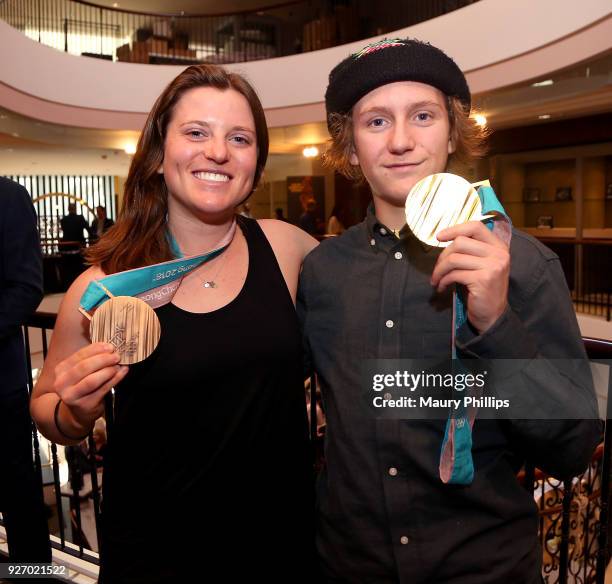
[
  {"left": 89, "top": 296, "right": 161, "bottom": 364},
  {"left": 405, "top": 173, "right": 491, "bottom": 248}
]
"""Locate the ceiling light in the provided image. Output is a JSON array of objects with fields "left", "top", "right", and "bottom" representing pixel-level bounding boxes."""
[
  {"left": 124, "top": 142, "right": 137, "bottom": 155},
  {"left": 532, "top": 79, "right": 554, "bottom": 87},
  {"left": 302, "top": 146, "right": 319, "bottom": 158},
  {"left": 538, "top": 114, "right": 551, "bottom": 120},
  {"left": 11, "top": 132, "right": 19, "bottom": 137},
  {"left": 473, "top": 114, "right": 487, "bottom": 127}
]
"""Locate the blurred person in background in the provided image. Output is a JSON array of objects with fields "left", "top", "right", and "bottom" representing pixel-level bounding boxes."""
[{"left": 90, "top": 205, "right": 114, "bottom": 244}]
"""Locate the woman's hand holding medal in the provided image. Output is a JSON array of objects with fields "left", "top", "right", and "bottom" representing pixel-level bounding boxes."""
[{"left": 52, "top": 342, "right": 128, "bottom": 436}]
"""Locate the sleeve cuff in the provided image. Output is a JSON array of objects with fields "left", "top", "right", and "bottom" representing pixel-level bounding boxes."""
[{"left": 455, "top": 305, "right": 538, "bottom": 359}]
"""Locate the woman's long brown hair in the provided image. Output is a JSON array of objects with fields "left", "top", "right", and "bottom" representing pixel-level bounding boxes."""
[{"left": 86, "top": 64, "right": 269, "bottom": 274}]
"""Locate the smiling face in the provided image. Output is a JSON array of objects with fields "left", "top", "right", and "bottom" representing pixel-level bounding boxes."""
[
  {"left": 161, "top": 86, "right": 258, "bottom": 223},
  {"left": 350, "top": 81, "right": 454, "bottom": 210}
]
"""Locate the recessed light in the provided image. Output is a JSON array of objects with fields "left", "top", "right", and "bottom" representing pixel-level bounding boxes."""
[
  {"left": 473, "top": 114, "right": 487, "bottom": 127},
  {"left": 538, "top": 114, "right": 551, "bottom": 120},
  {"left": 11, "top": 132, "right": 19, "bottom": 137},
  {"left": 302, "top": 146, "right": 319, "bottom": 158},
  {"left": 532, "top": 80, "right": 554, "bottom": 87}
]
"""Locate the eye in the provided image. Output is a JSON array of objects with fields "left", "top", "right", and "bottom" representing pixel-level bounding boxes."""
[
  {"left": 367, "top": 117, "right": 387, "bottom": 128},
  {"left": 414, "top": 112, "right": 433, "bottom": 123},
  {"left": 187, "top": 129, "right": 206, "bottom": 139},
  {"left": 230, "top": 135, "right": 251, "bottom": 145}
]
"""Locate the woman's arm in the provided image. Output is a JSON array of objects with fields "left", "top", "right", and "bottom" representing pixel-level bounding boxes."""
[
  {"left": 258, "top": 219, "right": 318, "bottom": 303},
  {"left": 30, "top": 266, "right": 129, "bottom": 445}
]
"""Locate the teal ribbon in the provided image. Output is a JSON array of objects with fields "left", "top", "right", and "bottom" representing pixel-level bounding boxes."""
[
  {"left": 439, "top": 185, "right": 510, "bottom": 485},
  {"left": 80, "top": 229, "right": 232, "bottom": 313}
]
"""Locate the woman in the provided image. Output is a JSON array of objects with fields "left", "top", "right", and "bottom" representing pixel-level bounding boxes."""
[{"left": 30, "top": 65, "right": 318, "bottom": 582}]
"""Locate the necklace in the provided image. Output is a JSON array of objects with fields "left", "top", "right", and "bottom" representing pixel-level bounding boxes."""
[
  {"left": 201, "top": 229, "right": 235, "bottom": 288},
  {"left": 202, "top": 252, "right": 229, "bottom": 288}
]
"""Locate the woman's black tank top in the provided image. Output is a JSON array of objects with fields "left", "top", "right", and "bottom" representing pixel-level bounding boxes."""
[{"left": 99, "top": 217, "right": 314, "bottom": 583}]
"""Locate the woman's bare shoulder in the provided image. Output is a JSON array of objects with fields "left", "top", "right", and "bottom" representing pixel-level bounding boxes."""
[{"left": 257, "top": 219, "right": 318, "bottom": 260}]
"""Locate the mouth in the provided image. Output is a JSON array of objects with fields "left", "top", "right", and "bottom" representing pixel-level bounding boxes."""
[
  {"left": 192, "top": 170, "right": 232, "bottom": 183},
  {"left": 384, "top": 162, "right": 424, "bottom": 170}
]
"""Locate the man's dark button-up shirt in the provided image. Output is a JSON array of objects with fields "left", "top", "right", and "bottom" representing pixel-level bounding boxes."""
[{"left": 297, "top": 207, "right": 600, "bottom": 584}]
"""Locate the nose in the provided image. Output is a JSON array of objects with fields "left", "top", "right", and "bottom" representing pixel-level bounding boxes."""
[
  {"left": 203, "top": 135, "right": 229, "bottom": 164},
  {"left": 388, "top": 119, "right": 416, "bottom": 154}
]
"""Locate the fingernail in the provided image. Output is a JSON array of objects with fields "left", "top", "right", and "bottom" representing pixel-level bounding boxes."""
[{"left": 120, "top": 366, "right": 129, "bottom": 374}]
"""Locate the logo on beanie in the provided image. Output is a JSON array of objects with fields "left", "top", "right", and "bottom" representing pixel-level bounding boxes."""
[{"left": 353, "top": 38, "right": 405, "bottom": 59}]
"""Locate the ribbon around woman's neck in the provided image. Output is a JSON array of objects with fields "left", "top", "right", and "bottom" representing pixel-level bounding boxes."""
[
  {"left": 438, "top": 181, "right": 512, "bottom": 485},
  {"left": 79, "top": 220, "right": 236, "bottom": 316}
]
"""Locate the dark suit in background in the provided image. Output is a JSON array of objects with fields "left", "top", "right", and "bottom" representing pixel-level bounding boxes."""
[{"left": 0, "top": 177, "right": 51, "bottom": 562}]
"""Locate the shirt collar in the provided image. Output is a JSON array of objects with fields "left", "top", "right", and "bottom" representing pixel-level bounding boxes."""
[{"left": 365, "top": 203, "right": 412, "bottom": 251}]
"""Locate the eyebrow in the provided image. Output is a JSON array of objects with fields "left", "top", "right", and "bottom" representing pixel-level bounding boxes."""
[
  {"left": 180, "top": 120, "right": 255, "bottom": 134},
  {"left": 358, "top": 100, "right": 444, "bottom": 118}
]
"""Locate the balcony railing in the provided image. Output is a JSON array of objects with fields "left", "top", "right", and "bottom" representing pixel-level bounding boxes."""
[
  {"left": 0, "top": 313, "right": 610, "bottom": 580},
  {"left": 0, "top": 0, "right": 479, "bottom": 65},
  {"left": 536, "top": 237, "right": 612, "bottom": 322}
]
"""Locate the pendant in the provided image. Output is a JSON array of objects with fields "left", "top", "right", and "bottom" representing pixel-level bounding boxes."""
[{"left": 203, "top": 281, "right": 217, "bottom": 289}]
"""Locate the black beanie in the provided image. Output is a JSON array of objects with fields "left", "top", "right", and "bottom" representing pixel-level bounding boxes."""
[{"left": 325, "top": 38, "right": 471, "bottom": 129}]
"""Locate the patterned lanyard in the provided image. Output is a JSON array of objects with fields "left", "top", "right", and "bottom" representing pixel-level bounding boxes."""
[
  {"left": 438, "top": 184, "right": 512, "bottom": 484},
  {"left": 79, "top": 220, "right": 236, "bottom": 315}
]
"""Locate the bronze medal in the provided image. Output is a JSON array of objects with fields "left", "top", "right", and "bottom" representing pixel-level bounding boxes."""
[
  {"left": 89, "top": 296, "right": 161, "bottom": 364},
  {"left": 405, "top": 173, "right": 489, "bottom": 248}
]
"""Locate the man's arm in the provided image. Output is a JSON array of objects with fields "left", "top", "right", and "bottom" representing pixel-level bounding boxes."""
[
  {"left": 455, "top": 253, "right": 602, "bottom": 480},
  {"left": 0, "top": 181, "right": 43, "bottom": 341}
]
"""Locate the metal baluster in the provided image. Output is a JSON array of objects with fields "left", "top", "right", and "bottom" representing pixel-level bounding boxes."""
[
  {"left": 87, "top": 434, "right": 102, "bottom": 550},
  {"left": 559, "top": 478, "right": 573, "bottom": 584},
  {"left": 50, "top": 441, "right": 66, "bottom": 547},
  {"left": 68, "top": 443, "right": 86, "bottom": 557}
]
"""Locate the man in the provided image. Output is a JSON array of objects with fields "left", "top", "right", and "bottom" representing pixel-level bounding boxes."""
[
  {"left": 90, "top": 205, "right": 114, "bottom": 243},
  {"left": 59, "top": 202, "right": 89, "bottom": 287},
  {"left": 0, "top": 177, "right": 50, "bottom": 563},
  {"left": 60, "top": 202, "right": 89, "bottom": 249},
  {"left": 298, "top": 38, "right": 600, "bottom": 583}
]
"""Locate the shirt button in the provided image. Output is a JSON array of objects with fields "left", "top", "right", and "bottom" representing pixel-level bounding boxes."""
[
  {"left": 388, "top": 467, "right": 398, "bottom": 476},
  {"left": 394, "top": 251, "right": 403, "bottom": 260},
  {"left": 380, "top": 227, "right": 387, "bottom": 235},
  {"left": 400, "top": 536, "right": 410, "bottom": 545},
  {"left": 370, "top": 238, "right": 376, "bottom": 246},
  {"left": 385, "top": 319, "right": 394, "bottom": 328}
]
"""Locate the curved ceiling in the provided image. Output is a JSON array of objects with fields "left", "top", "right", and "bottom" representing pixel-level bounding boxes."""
[
  {"left": 84, "top": 0, "right": 285, "bottom": 16},
  {"left": 0, "top": 0, "right": 610, "bottom": 137}
]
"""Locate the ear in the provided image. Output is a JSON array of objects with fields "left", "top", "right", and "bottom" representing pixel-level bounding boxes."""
[
  {"left": 157, "top": 162, "right": 164, "bottom": 174},
  {"left": 447, "top": 133, "right": 456, "bottom": 155},
  {"left": 349, "top": 145, "right": 359, "bottom": 167}
]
